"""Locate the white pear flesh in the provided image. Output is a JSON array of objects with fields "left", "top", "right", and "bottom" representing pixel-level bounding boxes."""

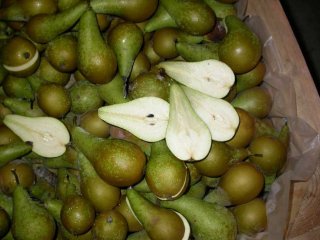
[
  {"left": 166, "top": 84, "right": 212, "bottom": 161},
  {"left": 98, "top": 97, "right": 170, "bottom": 142},
  {"left": 182, "top": 86, "right": 240, "bottom": 141},
  {"left": 157, "top": 59, "right": 235, "bottom": 98},
  {"left": 3, "top": 114, "right": 70, "bottom": 157}
]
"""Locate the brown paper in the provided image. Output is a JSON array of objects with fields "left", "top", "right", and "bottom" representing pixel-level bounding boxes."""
[{"left": 234, "top": 1, "right": 320, "bottom": 239}]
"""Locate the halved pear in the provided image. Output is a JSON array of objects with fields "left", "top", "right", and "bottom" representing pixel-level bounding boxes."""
[
  {"left": 98, "top": 97, "right": 170, "bottom": 142},
  {"left": 182, "top": 86, "right": 239, "bottom": 141},
  {"left": 157, "top": 59, "right": 235, "bottom": 98},
  {"left": 166, "top": 84, "right": 212, "bottom": 161},
  {"left": 3, "top": 114, "right": 70, "bottom": 157}
]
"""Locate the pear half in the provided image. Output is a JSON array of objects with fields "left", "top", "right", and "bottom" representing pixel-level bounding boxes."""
[
  {"left": 157, "top": 59, "right": 235, "bottom": 98},
  {"left": 98, "top": 97, "right": 170, "bottom": 142},
  {"left": 166, "top": 84, "right": 212, "bottom": 161},
  {"left": 182, "top": 86, "right": 239, "bottom": 141},
  {"left": 3, "top": 114, "right": 70, "bottom": 157}
]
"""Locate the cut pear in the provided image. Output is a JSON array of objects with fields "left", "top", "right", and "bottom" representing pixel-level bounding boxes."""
[
  {"left": 3, "top": 114, "right": 70, "bottom": 157},
  {"left": 98, "top": 97, "right": 170, "bottom": 142},
  {"left": 182, "top": 86, "right": 239, "bottom": 141},
  {"left": 166, "top": 84, "right": 212, "bottom": 161},
  {"left": 157, "top": 59, "right": 235, "bottom": 98}
]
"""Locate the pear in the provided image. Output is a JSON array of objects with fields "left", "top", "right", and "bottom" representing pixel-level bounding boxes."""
[
  {"left": 231, "top": 86, "right": 273, "bottom": 118},
  {"left": 107, "top": 22, "right": 144, "bottom": 96},
  {"left": 0, "top": 207, "right": 10, "bottom": 238},
  {"left": 218, "top": 15, "right": 262, "bottom": 74},
  {"left": 0, "top": 192, "right": 13, "bottom": 218},
  {"left": 203, "top": 0, "right": 237, "bottom": 19},
  {"left": 127, "top": 230, "right": 151, "bottom": 240},
  {"left": 29, "top": 177, "right": 56, "bottom": 202},
  {"left": 160, "top": 0, "right": 216, "bottom": 36},
  {"left": 236, "top": 61, "right": 266, "bottom": 92},
  {"left": 11, "top": 172, "right": 56, "bottom": 240},
  {"left": 166, "top": 84, "right": 211, "bottom": 161},
  {"left": 3, "top": 98, "right": 45, "bottom": 117},
  {"left": 3, "top": 114, "right": 70, "bottom": 157},
  {"left": 2, "top": 75, "right": 34, "bottom": 100},
  {"left": 194, "top": 141, "right": 248, "bottom": 177},
  {"left": 77, "top": 9, "right": 117, "bottom": 84},
  {"left": 129, "top": 52, "right": 151, "bottom": 82},
  {"left": 90, "top": 0, "right": 158, "bottom": 22},
  {"left": 146, "top": 140, "right": 189, "bottom": 200},
  {"left": 176, "top": 41, "right": 219, "bottom": 62},
  {"left": 161, "top": 195, "right": 237, "bottom": 240},
  {"left": 203, "top": 187, "right": 232, "bottom": 206},
  {"left": 56, "top": 168, "right": 80, "bottom": 201},
  {"left": 78, "top": 151, "right": 121, "bottom": 212},
  {"left": 71, "top": 126, "right": 146, "bottom": 187},
  {"left": 185, "top": 180, "right": 207, "bottom": 199},
  {"left": 144, "top": 3, "right": 177, "bottom": 33},
  {"left": 126, "top": 188, "right": 190, "bottom": 240},
  {"left": 25, "top": 1, "right": 89, "bottom": 43},
  {"left": 98, "top": 74, "right": 130, "bottom": 105},
  {"left": 98, "top": 97, "right": 170, "bottom": 142},
  {"left": 0, "top": 141, "right": 32, "bottom": 167},
  {"left": 157, "top": 59, "right": 235, "bottom": 99},
  {"left": 182, "top": 86, "right": 239, "bottom": 142}
]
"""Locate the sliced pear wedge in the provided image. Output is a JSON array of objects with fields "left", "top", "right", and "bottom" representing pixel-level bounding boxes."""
[
  {"left": 157, "top": 59, "right": 235, "bottom": 98},
  {"left": 166, "top": 84, "right": 212, "bottom": 161},
  {"left": 182, "top": 86, "right": 239, "bottom": 142},
  {"left": 98, "top": 97, "right": 170, "bottom": 142},
  {"left": 3, "top": 114, "right": 70, "bottom": 157}
]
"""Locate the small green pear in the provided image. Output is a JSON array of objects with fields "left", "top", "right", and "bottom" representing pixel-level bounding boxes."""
[
  {"left": 2, "top": 75, "right": 34, "bottom": 100},
  {"left": 71, "top": 126, "right": 146, "bottom": 187},
  {"left": 11, "top": 172, "right": 56, "bottom": 240},
  {"left": 176, "top": 41, "right": 219, "bottom": 62},
  {"left": 0, "top": 141, "right": 32, "bottom": 167},
  {"left": 3, "top": 98, "right": 45, "bottom": 117},
  {"left": 203, "top": 0, "right": 237, "bottom": 19},
  {"left": 161, "top": 195, "right": 237, "bottom": 240},
  {"left": 107, "top": 22, "right": 144, "bottom": 96},
  {"left": 126, "top": 188, "right": 190, "bottom": 240},
  {"left": 77, "top": 9, "right": 117, "bottom": 84}
]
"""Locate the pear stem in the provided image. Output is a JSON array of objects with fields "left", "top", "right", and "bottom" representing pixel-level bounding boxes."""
[{"left": 11, "top": 168, "right": 20, "bottom": 185}]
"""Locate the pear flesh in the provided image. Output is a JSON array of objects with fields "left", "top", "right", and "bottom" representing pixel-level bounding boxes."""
[
  {"left": 98, "top": 97, "right": 170, "bottom": 142},
  {"left": 3, "top": 114, "right": 70, "bottom": 157},
  {"left": 157, "top": 59, "right": 235, "bottom": 99},
  {"left": 182, "top": 86, "right": 239, "bottom": 141},
  {"left": 166, "top": 84, "right": 212, "bottom": 161}
]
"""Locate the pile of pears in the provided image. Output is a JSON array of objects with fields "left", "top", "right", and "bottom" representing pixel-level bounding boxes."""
[{"left": 0, "top": 0, "right": 291, "bottom": 239}]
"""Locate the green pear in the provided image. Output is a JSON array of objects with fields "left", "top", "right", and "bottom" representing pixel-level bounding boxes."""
[
  {"left": 144, "top": 3, "right": 177, "bottom": 33},
  {"left": 0, "top": 207, "right": 10, "bottom": 238},
  {"left": 146, "top": 140, "right": 189, "bottom": 200},
  {"left": 57, "top": 0, "right": 82, "bottom": 11},
  {"left": 90, "top": 0, "right": 158, "bottom": 22},
  {"left": 161, "top": 195, "right": 237, "bottom": 240},
  {"left": 231, "top": 86, "right": 272, "bottom": 118},
  {"left": 71, "top": 126, "right": 146, "bottom": 187},
  {"left": 203, "top": 187, "right": 232, "bottom": 206},
  {"left": 98, "top": 97, "right": 170, "bottom": 142},
  {"left": 77, "top": 9, "right": 117, "bottom": 84},
  {"left": 29, "top": 177, "right": 56, "bottom": 202},
  {"left": 203, "top": 0, "right": 237, "bottom": 19},
  {"left": 2, "top": 75, "right": 34, "bottom": 100},
  {"left": 185, "top": 180, "right": 207, "bottom": 199},
  {"left": 11, "top": 175, "right": 56, "bottom": 240},
  {"left": 166, "top": 84, "right": 212, "bottom": 161},
  {"left": 218, "top": 15, "right": 262, "bottom": 74},
  {"left": 98, "top": 74, "right": 130, "bottom": 105},
  {"left": 129, "top": 51, "right": 151, "bottom": 82},
  {"left": 0, "top": 141, "right": 32, "bottom": 167},
  {"left": 0, "top": 192, "right": 12, "bottom": 218},
  {"left": 107, "top": 22, "right": 144, "bottom": 96},
  {"left": 182, "top": 86, "right": 239, "bottom": 141},
  {"left": 3, "top": 114, "right": 70, "bottom": 157},
  {"left": 126, "top": 188, "right": 190, "bottom": 240},
  {"left": 56, "top": 168, "right": 80, "bottom": 201},
  {"left": 157, "top": 59, "right": 235, "bottom": 99},
  {"left": 127, "top": 230, "right": 151, "bottom": 240},
  {"left": 25, "top": 1, "right": 88, "bottom": 43},
  {"left": 78, "top": 151, "right": 121, "bottom": 212},
  {"left": 194, "top": 141, "right": 249, "bottom": 177},
  {"left": 160, "top": 0, "right": 216, "bottom": 35},
  {"left": 40, "top": 145, "right": 78, "bottom": 169},
  {"left": 176, "top": 41, "right": 219, "bottom": 62},
  {"left": 236, "top": 61, "right": 266, "bottom": 92}
]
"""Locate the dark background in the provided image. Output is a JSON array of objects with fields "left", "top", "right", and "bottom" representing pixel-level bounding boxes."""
[{"left": 280, "top": 0, "right": 320, "bottom": 94}]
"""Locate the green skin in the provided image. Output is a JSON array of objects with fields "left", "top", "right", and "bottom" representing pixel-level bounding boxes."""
[
  {"left": 77, "top": 9, "right": 117, "bottom": 84},
  {"left": 176, "top": 41, "right": 219, "bottom": 62},
  {"left": 203, "top": 0, "right": 237, "bottom": 19},
  {"left": 219, "top": 15, "right": 262, "bottom": 74},
  {"left": 2, "top": 76, "right": 34, "bottom": 100},
  {"left": 127, "top": 230, "right": 151, "bottom": 240},
  {"left": 0, "top": 192, "right": 12, "bottom": 218},
  {"left": 160, "top": 0, "right": 216, "bottom": 35},
  {"left": 25, "top": 1, "right": 89, "bottom": 43},
  {"left": 161, "top": 195, "right": 237, "bottom": 240},
  {"left": 108, "top": 22, "right": 144, "bottom": 95},
  {"left": 3, "top": 98, "right": 46, "bottom": 117},
  {"left": 12, "top": 185, "right": 56, "bottom": 240},
  {"left": 0, "top": 141, "right": 32, "bottom": 167}
]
